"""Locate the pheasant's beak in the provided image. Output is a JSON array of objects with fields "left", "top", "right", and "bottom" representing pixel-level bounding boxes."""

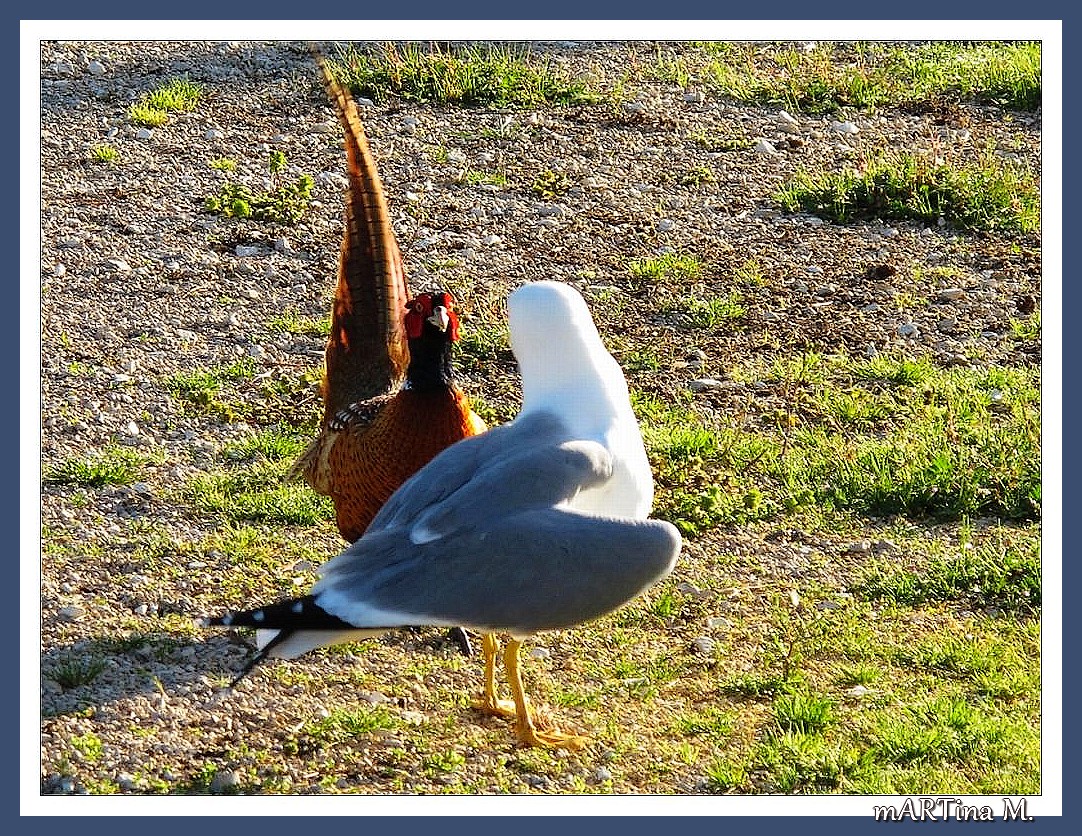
[{"left": 428, "top": 306, "right": 451, "bottom": 332}]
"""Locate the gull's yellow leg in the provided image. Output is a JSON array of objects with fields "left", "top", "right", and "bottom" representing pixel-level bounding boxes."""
[
  {"left": 470, "top": 633, "right": 516, "bottom": 717},
  {"left": 504, "top": 638, "right": 586, "bottom": 750}
]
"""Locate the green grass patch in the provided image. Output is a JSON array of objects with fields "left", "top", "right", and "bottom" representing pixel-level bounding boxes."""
[
  {"left": 329, "top": 42, "right": 599, "bottom": 107},
  {"left": 853, "top": 532, "right": 1039, "bottom": 614},
  {"left": 675, "top": 41, "right": 1040, "bottom": 113},
  {"left": 628, "top": 252, "right": 702, "bottom": 284},
  {"left": 44, "top": 446, "right": 146, "bottom": 487},
  {"left": 183, "top": 463, "right": 334, "bottom": 526},
  {"left": 128, "top": 76, "right": 203, "bottom": 126},
  {"left": 89, "top": 143, "right": 118, "bottom": 165},
  {"left": 164, "top": 359, "right": 255, "bottom": 420},
  {"left": 205, "top": 150, "right": 314, "bottom": 225},
  {"left": 50, "top": 657, "right": 107, "bottom": 689},
  {"left": 266, "top": 310, "right": 331, "bottom": 337},
  {"left": 776, "top": 149, "right": 1039, "bottom": 234},
  {"left": 70, "top": 732, "right": 104, "bottom": 762},
  {"left": 303, "top": 705, "right": 399, "bottom": 743}
]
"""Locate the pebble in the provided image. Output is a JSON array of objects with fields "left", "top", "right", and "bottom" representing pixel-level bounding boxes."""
[
  {"left": 706, "top": 616, "right": 732, "bottom": 630},
  {"left": 873, "top": 539, "right": 896, "bottom": 553},
  {"left": 482, "top": 234, "right": 502, "bottom": 246},
  {"left": 937, "top": 318, "right": 957, "bottom": 333},
  {"left": 135, "top": 128, "right": 152, "bottom": 140},
  {"left": 846, "top": 685, "right": 871, "bottom": 697},
  {"left": 209, "top": 769, "right": 241, "bottom": 794},
  {"left": 897, "top": 323, "right": 918, "bottom": 338},
  {"left": 937, "top": 287, "right": 965, "bottom": 302},
  {"left": 691, "top": 636, "right": 715, "bottom": 655},
  {"left": 116, "top": 773, "right": 137, "bottom": 791},
  {"left": 244, "top": 287, "right": 261, "bottom": 300},
  {"left": 400, "top": 710, "right": 426, "bottom": 725},
  {"left": 205, "top": 128, "right": 223, "bottom": 141},
  {"left": 776, "top": 110, "right": 800, "bottom": 133},
  {"left": 125, "top": 421, "right": 140, "bottom": 436},
  {"left": 754, "top": 138, "right": 778, "bottom": 155},
  {"left": 683, "top": 90, "right": 705, "bottom": 104},
  {"left": 355, "top": 97, "right": 375, "bottom": 108},
  {"left": 105, "top": 258, "right": 132, "bottom": 272},
  {"left": 235, "top": 246, "right": 260, "bottom": 258},
  {"left": 689, "top": 378, "right": 725, "bottom": 392},
  {"left": 58, "top": 605, "right": 84, "bottom": 622},
  {"left": 87, "top": 60, "right": 105, "bottom": 76},
  {"left": 846, "top": 540, "right": 872, "bottom": 554},
  {"left": 53, "top": 263, "right": 66, "bottom": 278},
  {"left": 656, "top": 218, "right": 674, "bottom": 232},
  {"left": 592, "top": 766, "right": 613, "bottom": 783},
  {"left": 528, "top": 647, "right": 550, "bottom": 660},
  {"left": 830, "top": 120, "right": 859, "bottom": 135},
  {"left": 358, "top": 690, "right": 390, "bottom": 704},
  {"left": 274, "top": 237, "right": 292, "bottom": 253}
]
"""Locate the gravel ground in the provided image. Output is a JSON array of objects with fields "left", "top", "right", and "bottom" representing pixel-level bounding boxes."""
[{"left": 38, "top": 40, "right": 1041, "bottom": 796}]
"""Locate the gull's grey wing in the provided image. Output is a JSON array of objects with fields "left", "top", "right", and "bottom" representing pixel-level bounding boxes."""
[
  {"left": 313, "top": 508, "right": 682, "bottom": 636},
  {"left": 365, "top": 410, "right": 572, "bottom": 534}
]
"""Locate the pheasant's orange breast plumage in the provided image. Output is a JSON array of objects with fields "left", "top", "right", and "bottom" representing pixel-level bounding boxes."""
[{"left": 323, "top": 389, "right": 485, "bottom": 543}]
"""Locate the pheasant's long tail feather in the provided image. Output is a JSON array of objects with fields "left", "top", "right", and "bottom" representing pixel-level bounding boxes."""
[{"left": 313, "top": 46, "right": 411, "bottom": 422}]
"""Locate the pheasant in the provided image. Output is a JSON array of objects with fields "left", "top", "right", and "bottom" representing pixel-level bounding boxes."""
[
  {"left": 292, "top": 57, "right": 485, "bottom": 577},
  {"left": 204, "top": 281, "right": 682, "bottom": 749}
]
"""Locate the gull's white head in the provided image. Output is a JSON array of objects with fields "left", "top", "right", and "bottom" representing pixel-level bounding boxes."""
[{"left": 508, "top": 281, "right": 628, "bottom": 415}]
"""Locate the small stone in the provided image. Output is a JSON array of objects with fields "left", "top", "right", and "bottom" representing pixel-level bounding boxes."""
[
  {"left": 134, "top": 604, "right": 148, "bottom": 616},
  {"left": 846, "top": 685, "right": 870, "bottom": 697},
  {"left": 683, "top": 90, "right": 705, "bottom": 104},
  {"left": 135, "top": 127, "right": 152, "bottom": 140},
  {"left": 205, "top": 128, "right": 224, "bottom": 141},
  {"left": 830, "top": 120, "right": 859, "bottom": 135},
  {"left": 623, "top": 100, "right": 646, "bottom": 114},
  {"left": 937, "top": 287, "right": 966, "bottom": 302},
  {"left": 87, "top": 60, "right": 106, "bottom": 76},
  {"left": 528, "top": 647, "right": 550, "bottom": 660},
  {"left": 689, "top": 378, "right": 725, "bottom": 392},
  {"left": 937, "top": 318, "right": 957, "bottom": 333},
  {"left": 860, "top": 303, "right": 880, "bottom": 314},
  {"left": 355, "top": 97, "right": 375, "bottom": 108},
  {"left": 116, "top": 773, "right": 137, "bottom": 791},
  {"left": 592, "top": 766, "right": 613, "bottom": 783},
  {"left": 235, "top": 245, "right": 260, "bottom": 258},
  {"left": 244, "top": 287, "right": 260, "bottom": 299},
  {"left": 482, "top": 234, "right": 502, "bottom": 246},
  {"left": 846, "top": 540, "right": 872, "bottom": 554},
  {"left": 53, "top": 263, "right": 67, "bottom": 278},
  {"left": 706, "top": 616, "right": 732, "bottom": 630},
  {"left": 897, "top": 322, "right": 918, "bottom": 338},
  {"left": 691, "top": 636, "right": 715, "bottom": 655},
  {"left": 274, "top": 237, "right": 292, "bottom": 253},
  {"left": 358, "top": 690, "right": 390, "bottom": 704},
  {"left": 656, "top": 218, "right": 674, "bottom": 232},
  {"left": 105, "top": 258, "right": 132, "bottom": 272},
  {"left": 125, "top": 421, "right": 140, "bottom": 436},
  {"left": 776, "top": 110, "right": 800, "bottom": 133},
  {"left": 58, "top": 606, "right": 84, "bottom": 622},
  {"left": 754, "top": 138, "right": 778, "bottom": 155},
  {"left": 209, "top": 770, "right": 241, "bottom": 794},
  {"left": 872, "top": 539, "right": 897, "bottom": 553},
  {"left": 400, "top": 710, "right": 426, "bottom": 725}
]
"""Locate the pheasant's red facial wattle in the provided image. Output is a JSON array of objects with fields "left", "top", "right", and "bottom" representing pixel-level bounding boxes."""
[{"left": 405, "top": 292, "right": 460, "bottom": 341}]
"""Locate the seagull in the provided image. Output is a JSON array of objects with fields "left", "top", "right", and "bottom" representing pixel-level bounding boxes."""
[{"left": 201, "top": 280, "right": 682, "bottom": 748}]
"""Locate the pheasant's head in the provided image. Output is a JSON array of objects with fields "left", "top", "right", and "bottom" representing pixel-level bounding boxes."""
[
  {"left": 405, "top": 291, "right": 460, "bottom": 342},
  {"left": 403, "top": 290, "right": 462, "bottom": 392}
]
